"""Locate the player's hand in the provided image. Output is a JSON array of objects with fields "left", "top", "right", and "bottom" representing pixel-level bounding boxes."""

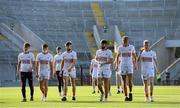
[{"left": 16, "top": 72, "right": 20, "bottom": 80}]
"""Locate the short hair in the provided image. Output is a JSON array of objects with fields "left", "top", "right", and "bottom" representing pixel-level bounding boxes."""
[
  {"left": 24, "top": 42, "right": 31, "bottom": 48},
  {"left": 65, "top": 41, "right": 72, "bottom": 46},
  {"left": 56, "top": 46, "right": 61, "bottom": 50},
  {"left": 143, "top": 40, "right": 150, "bottom": 45},
  {"left": 122, "top": 36, "right": 128, "bottom": 40},
  {"left": 42, "top": 44, "right": 48, "bottom": 48},
  {"left": 100, "top": 39, "right": 108, "bottom": 44}
]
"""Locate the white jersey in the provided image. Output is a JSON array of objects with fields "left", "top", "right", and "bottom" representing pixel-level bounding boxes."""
[
  {"left": 141, "top": 50, "right": 157, "bottom": 73},
  {"left": 61, "top": 50, "right": 77, "bottom": 71},
  {"left": 36, "top": 52, "right": 53, "bottom": 75},
  {"left": 18, "top": 52, "right": 35, "bottom": 72},
  {"left": 117, "top": 44, "right": 136, "bottom": 66},
  {"left": 96, "top": 49, "right": 113, "bottom": 70},
  {"left": 91, "top": 59, "right": 98, "bottom": 76},
  {"left": 54, "top": 53, "right": 63, "bottom": 71}
]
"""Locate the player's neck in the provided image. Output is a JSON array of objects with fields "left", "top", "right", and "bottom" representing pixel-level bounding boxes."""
[
  {"left": 42, "top": 51, "right": 48, "bottom": 54},
  {"left": 101, "top": 48, "right": 107, "bottom": 50},
  {"left": 123, "top": 44, "right": 129, "bottom": 47},
  {"left": 57, "top": 52, "right": 61, "bottom": 55},
  {"left": 23, "top": 51, "right": 29, "bottom": 54},
  {"left": 144, "top": 48, "right": 150, "bottom": 52},
  {"left": 67, "top": 50, "right": 72, "bottom": 53}
]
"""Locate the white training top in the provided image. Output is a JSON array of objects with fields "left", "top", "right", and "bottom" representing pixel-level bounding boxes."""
[
  {"left": 96, "top": 49, "right": 113, "bottom": 70},
  {"left": 61, "top": 50, "right": 77, "bottom": 71},
  {"left": 36, "top": 52, "right": 53, "bottom": 74},
  {"left": 117, "top": 44, "right": 136, "bottom": 66},
  {"left": 18, "top": 52, "right": 35, "bottom": 72},
  {"left": 91, "top": 59, "right": 98, "bottom": 74},
  {"left": 140, "top": 50, "right": 157, "bottom": 72},
  {"left": 54, "top": 53, "right": 63, "bottom": 71}
]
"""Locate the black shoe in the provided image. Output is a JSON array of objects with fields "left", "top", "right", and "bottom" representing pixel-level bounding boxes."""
[
  {"left": 72, "top": 96, "right": 76, "bottom": 101},
  {"left": 22, "top": 98, "right": 27, "bottom": 102},
  {"left": 92, "top": 91, "right": 95, "bottom": 94},
  {"left": 117, "top": 90, "right": 120, "bottom": 94},
  {"left": 129, "top": 93, "right": 133, "bottom": 101},
  {"left": 125, "top": 97, "right": 130, "bottom": 101},
  {"left": 30, "top": 97, "right": 33, "bottom": 101},
  {"left": 61, "top": 97, "right": 67, "bottom": 101}
]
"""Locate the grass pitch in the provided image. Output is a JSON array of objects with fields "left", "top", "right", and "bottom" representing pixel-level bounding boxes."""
[{"left": 0, "top": 86, "right": 180, "bottom": 108}]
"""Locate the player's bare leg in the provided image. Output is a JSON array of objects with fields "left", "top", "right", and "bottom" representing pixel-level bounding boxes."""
[
  {"left": 92, "top": 78, "right": 96, "bottom": 93},
  {"left": 127, "top": 74, "right": 133, "bottom": 101},
  {"left": 143, "top": 79, "right": 150, "bottom": 102},
  {"left": 108, "top": 78, "right": 111, "bottom": 96},
  {"left": 39, "top": 80, "right": 45, "bottom": 101},
  {"left": 71, "top": 77, "right": 76, "bottom": 100},
  {"left": 44, "top": 80, "right": 48, "bottom": 99},
  {"left": 92, "top": 78, "right": 98, "bottom": 94},
  {"left": 98, "top": 78, "right": 104, "bottom": 101},
  {"left": 62, "top": 76, "right": 68, "bottom": 101},
  {"left": 104, "top": 78, "right": 110, "bottom": 101},
  {"left": 149, "top": 77, "right": 154, "bottom": 102},
  {"left": 116, "top": 73, "right": 122, "bottom": 94},
  {"left": 122, "top": 75, "right": 129, "bottom": 101}
]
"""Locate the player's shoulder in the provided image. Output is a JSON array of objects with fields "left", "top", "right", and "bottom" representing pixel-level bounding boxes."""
[
  {"left": 95, "top": 49, "right": 101, "bottom": 54},
  {"left": 18, "top": 52, "right": 24, "bottom": 56},
  {"left": 150, "top": 50, "right": 156, "bottom": 54},
  {"left": 107, "top": 49, "right": 112, "bottom": 53},
  {"left": 118, "top": 45, "right": 123, "bottom": 49},
  {"left": 37, "top": 52, "right": 43, "bottom": 57},
  {"left": 47, "top": 53, "right": 53, "bottom": 57},
  {"left": 129, "top": 44, "right": 135, "bottom": 48},
  {"left": 71, "top": 50, "right": 77, "bottom": 55}
]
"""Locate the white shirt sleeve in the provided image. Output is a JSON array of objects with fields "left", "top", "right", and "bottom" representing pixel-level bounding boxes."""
[
  {"left": 132, "top": 45, "right": 136, "bottom": 53},
  {"left": 73, "top": 52, "right": 77, "bottom": 59},
  {"left": 31, "top": 53, "right": 35, "bottom": 62},
  {"left": 109, "top": 50, "right": 113, "bottom": 58},
  {"left": 153, "top": 51, "right": 157, "bottom": 60},
  {"left": 18, "top": 53, "right": 21, "bottom": 63}
]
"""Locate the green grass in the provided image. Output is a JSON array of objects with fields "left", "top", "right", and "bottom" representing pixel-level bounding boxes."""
[{"left": 0, "top": 86, "right": 180, "bottom": 108}]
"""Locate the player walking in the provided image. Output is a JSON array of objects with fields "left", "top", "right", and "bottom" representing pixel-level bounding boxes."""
[
  {"left": 54, "top": 46, "right": 63, "bottom": 98},
  {"left": 17, "top": 42, "right": 35, "bottom": 102},
  {"left": 96, "top": 39, "right": 113, "bottom": 101},
  {"left": 89, "top": 57, "right": 98, "bottom": 94},
  {"left": 115, "top": 36, "right": 137, "bottom": 101},
  {"left": 61, "top": 41, "right": 77, "bottom": 101},
  {"left": 36, "top": 44, "right": 53, "bottom": 102},
  {"left": 137, "top": 40, "right": 159, "bottom": 102}
]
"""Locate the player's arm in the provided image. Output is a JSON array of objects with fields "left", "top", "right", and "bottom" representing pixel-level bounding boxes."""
[
  {"left": 153, "top": 57, "right": 160, "bottom": 74},
  {"left": 50, "top": 61, "right": 54, "bottom": 78},
  {"left": 32, "top": 54, "right": 36, "bottom": 74},
  {"left": 16, "top": 61, "right": 21, "bottom": 78},
  {"left": 89, "top": 63, "right": 93, "bottom": 75},
  {"left": 53, "top": 60, "right": 56, "bottom": 76},
  {"left": 114, "top": 52, "right": 120, "bottom": 69},
  {"left": 137, "top": 47, "right": 144, "bottom": 62},
  {"left": 133, "top": 52, "right": 137, "bottom": 70},
  {"left": 35, "top": 61, "right": 39, "bottom": 78},
  {"left": 61, "top": 59, "right": 64, "bottom": 71}
]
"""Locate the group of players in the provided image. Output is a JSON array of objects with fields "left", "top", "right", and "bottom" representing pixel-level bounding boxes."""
[{"left": 16, "top": 36, "right": 159, "bottom": 102}]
